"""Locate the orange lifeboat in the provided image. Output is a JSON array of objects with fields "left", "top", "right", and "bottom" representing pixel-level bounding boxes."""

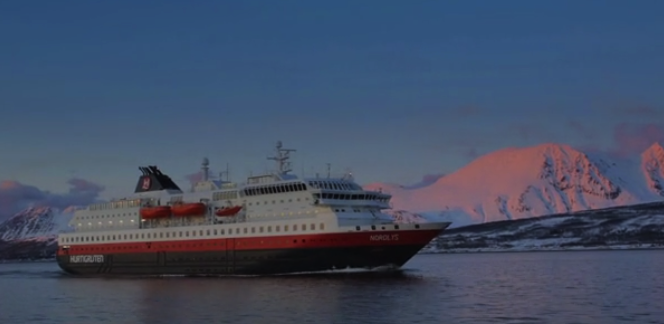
[
  {"left": 215, "top": 205, "right": 242, "bottom": 217},
  {"left": 140, "top": 206, "right": 171, "bottom": 219},
  {"left": 171, "top": 202, "right": 207, "bottom": 217}
]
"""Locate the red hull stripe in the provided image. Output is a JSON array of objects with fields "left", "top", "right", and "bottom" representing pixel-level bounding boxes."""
[{"left": 58, "top": 229, "right": 440, "bottom": 256}]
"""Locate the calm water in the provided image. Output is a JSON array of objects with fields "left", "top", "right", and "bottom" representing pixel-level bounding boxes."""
[{"left": 1, "top": 250, "right": 663, "bottom": 324}]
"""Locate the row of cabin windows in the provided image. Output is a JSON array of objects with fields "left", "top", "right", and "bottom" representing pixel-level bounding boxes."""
[
  {"left": 248, "top": 197, "right": 309, "bottom": 206},
  {"left": 79, "top": 213, "right": 138, "bottom": 220},
  {"left": 250, "top": 209, "right": 320, "bottom": 219},
  {"left": 243, "top": 183, "right": 307, "bottom": 196},
  {"left": 90, "top": 199, "right": 141, "bottom": 210},
  {"left": 63, "top": 223, "right": 325, "bottom": 243},
  {"left": 307, "top": 181, "right": 361, "bottom": 191},
  {"left": 77, "top": 219, "right": 134, "bottom": 227},
  {"left": 314, "top": 193, "right": 388, "bottom": 202},
  {"left": 213, "top": 191, "right": 239, "bottom": 201}
]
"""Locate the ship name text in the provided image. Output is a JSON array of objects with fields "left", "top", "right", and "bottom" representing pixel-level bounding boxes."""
[
  {"left": 70, "top": 255, "right": 104, "bottom": 263},
  {"left": 369, "top": 234, "right": 399, "bottom": 241}
]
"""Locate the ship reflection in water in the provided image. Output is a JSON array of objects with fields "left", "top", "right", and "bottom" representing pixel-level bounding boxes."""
[{"left": 135, "top": 269, "right": 434, "bottom": 324}]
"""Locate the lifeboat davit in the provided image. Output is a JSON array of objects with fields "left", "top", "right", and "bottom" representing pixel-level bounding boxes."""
[
  {"left": 215, "top": 205, "right": 242, "bottom": 217},
  {"left": 140, "top": 206, "right": 171, "bottom": 219},
  {"left": 171, "top": 202, "right": 207, "bottom": 217}
]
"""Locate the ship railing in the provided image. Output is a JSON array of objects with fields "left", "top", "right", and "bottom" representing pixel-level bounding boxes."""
[{"left": 139, "top": 215, "right": 222, "bottom": 229}]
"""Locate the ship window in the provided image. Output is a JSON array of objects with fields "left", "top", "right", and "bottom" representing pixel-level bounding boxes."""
[
  {"left": 213, "top": 229, "right": 217, "bottom": 235},
  {"left": 221, "top": 229, "right": 225, "bottom": 235},
  {"left": 267, "top": 226, "right": 272, "bottom": 233},
  {"left": 284, "top": 225, "right": 288, "bottom": 232},
  {"left": 243, "top": 228, "right": 247, "bottom": 234},
  {"left": 113, "top": 235, "right": 116, "bottom": 240},
  {"left": 310, "top": 224, "right": 315, "bottom": 230},
  {"left": 166, "top": 232, "right": 170, "bottom": 238},
  {"left": 200, "top": 230, "right": 203, "bottom": 236},
  {"left": 207, "top": 229, "right": 211, "bottom": 236},
  {"left": 179, "top": 231, "right": 182, "bottom": 237},
  {"left": 192, "top": 231, "right": 196, "bottom": 237},
  {"left": 159, "top": 232, "right": 163, "bottom": 238},
  {"left": 186, "top": 231, "right": 189, "bottom": 237},
  {"left": 251, "top": 227, "right": 255, "bottom": 233}
]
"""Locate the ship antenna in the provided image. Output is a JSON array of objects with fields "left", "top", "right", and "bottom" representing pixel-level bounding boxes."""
[
  {"left": 326, "top": 163, "right": 331, "bottom": 178},
  {"left": 267, "top": 140, "right": 296, "bottom": 176},
  {"left": 219, "top": 163, "right": 230, "bottom": 182},
  {"left": 201, "top": 157, "right": 210, "bottom": 182}
]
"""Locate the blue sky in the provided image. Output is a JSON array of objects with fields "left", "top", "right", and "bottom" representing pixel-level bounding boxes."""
[{"left": 1, "top": 0, "right": 664, "bottom": 203}]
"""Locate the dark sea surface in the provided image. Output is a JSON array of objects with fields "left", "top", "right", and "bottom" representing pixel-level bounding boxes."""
[{"left": 1, "top": 250, "right": 663, "bottom": 324}]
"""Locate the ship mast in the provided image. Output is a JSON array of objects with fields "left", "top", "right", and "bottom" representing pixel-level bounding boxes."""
[
  {"left": 267, "top": 141, "right": 296, "bottom": 176},
  {"left": 201, "top": 157, "right": 210, "bottom": 181}
]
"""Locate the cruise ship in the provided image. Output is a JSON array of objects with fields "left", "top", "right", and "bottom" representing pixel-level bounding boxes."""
[{"left": 56, "top": 142, "right": 451, "bottom": 276}]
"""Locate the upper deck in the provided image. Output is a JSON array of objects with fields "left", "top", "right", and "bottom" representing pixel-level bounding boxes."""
[{"left": 66, "top": 141, "right": 393, "bottom": 234}]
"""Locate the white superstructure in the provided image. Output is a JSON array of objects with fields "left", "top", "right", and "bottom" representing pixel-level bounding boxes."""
[{"left": 59, "top": 141, "right": 398, "bottom": 246}]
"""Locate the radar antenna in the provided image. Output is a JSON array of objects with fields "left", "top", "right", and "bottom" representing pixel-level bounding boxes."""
[
  {"left": 267, "top": 141, "right": 296, "bottom": 175},
  {"left": 342, "top": 167, "right": 354, "bottom": 181}
]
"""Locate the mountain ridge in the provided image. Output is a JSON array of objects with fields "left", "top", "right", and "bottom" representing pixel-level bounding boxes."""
[{"left": 366, "top": 142, "right": 664, "bottom": 227}]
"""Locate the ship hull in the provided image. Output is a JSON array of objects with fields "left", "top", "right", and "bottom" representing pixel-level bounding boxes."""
[
  {"left": 56, "top": 244, "right": 427, "bottom": 276},
  {"left": 56, "top": 225, "right": 448, "bottom": 276}
]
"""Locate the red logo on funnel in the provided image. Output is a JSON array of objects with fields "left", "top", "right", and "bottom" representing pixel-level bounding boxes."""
[{"left": 142, "top": 177, "right": 151, "bottom": 190}]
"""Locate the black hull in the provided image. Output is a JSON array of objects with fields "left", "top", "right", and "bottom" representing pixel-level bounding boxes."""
[{"left": 56, "top": 244, "right": 426, "bottom": 276}]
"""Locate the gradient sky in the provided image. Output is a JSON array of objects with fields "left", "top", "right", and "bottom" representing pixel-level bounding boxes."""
[{"left": 1, "top": 0, "right": 664, "bottom": 205}]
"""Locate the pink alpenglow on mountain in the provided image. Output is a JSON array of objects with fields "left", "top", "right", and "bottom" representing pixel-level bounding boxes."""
[
  {"left": 641, "top": 142, "right": 664, "bottom": 197},
  {"left": 0, "top": 206, "right": 75, "bottom": 241},
  {"left": 366, "top": 143, "right": 664, "bottom": 227}
]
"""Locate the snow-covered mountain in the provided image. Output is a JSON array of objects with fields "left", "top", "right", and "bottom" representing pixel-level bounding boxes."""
[
  {"left": 0, "top": 206, "right": 75, "bottom": 241},
  {"left": 367, "top": 142, "right": 664, "bottom": 227}
]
